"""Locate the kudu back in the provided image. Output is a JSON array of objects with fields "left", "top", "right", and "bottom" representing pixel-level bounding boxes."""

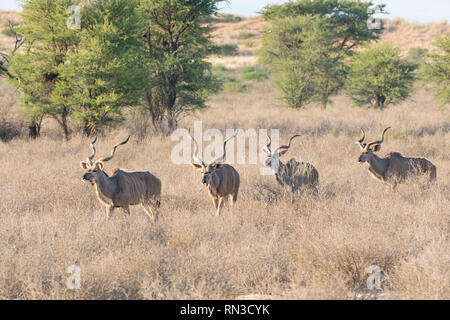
[
  {"left": 356, "top": 127, "right": 437, "bottom": 188},
  {"left": 188, "top": 130, "right": 240, "bottom": 216},
  {"left": 80, "top": 136, "right": 162, "bottom": 221}
]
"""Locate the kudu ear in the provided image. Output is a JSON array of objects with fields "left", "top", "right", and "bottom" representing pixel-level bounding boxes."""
[
  {"left": 95, "top": 161, "right": 104, "bottom": 170},
  {"left": 372, "top": 144, "right": 381, "bottom": 152},
  {"left": 80, "top": 161, "right": 90, "bottom": 170},
  {"left": 214, "top": 163, "right": 223, "bottom": 169},
  {"left": 191, "top": 163, "right": 203, "bottom": 170}
]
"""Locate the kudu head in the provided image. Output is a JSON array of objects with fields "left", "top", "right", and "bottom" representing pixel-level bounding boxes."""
[
  {"left": 356, "top": 127, "right": 390, "bottom": 163},
  {"left": 188, "top": 130, "right": 238, "bottom": 185},
  {"left": 80, "top": 136, "right": 130, "bottom": 183},
  {"left": 263, "top": 134, "right": 301, "bottom": 169}
]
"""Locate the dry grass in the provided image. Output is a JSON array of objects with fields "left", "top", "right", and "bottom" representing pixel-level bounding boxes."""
[
  {"left": 0, "top": 79, "right": 448, "bottom": 300},
  {"left": 382, "top": 19, "right": 450, "bottom": 54}
]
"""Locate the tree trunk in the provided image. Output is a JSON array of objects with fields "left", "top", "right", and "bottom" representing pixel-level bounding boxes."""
[
  {"left": 83, "top": 121, "right": 93, "bottom": 137},
  {"left": 28, "top": 123, "right": 40, "bottom": 139},
  {"left": 376, "top": 94, "right": 386, "bottom": 109},
  {"left": 55, "top": 113, "right": 71, "bottom": 141}
]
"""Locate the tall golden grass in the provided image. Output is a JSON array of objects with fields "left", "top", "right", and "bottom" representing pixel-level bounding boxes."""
[{"left": 0, "top": 78, "right": 448, "bottom": 299}]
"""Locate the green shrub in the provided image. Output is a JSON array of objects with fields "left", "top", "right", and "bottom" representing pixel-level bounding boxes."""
[
  {"left": 212, "top": 65, "right": 233, "bottom": 82},
  {"left": 1, "top": 28, "right": 15, "bottom": 37},
  {"left": 407, "top": 47, "right": 428, "bottom": 62},
  {"left": 222, "top": 14, "right": 242, "bottom": 23},
  {"left": 346, "top": 44, "right": 417, "bottom": 109},
  {"left": 238, "top": 32, "right": 254, "bottom": 40},
  {"left": 224, "top": 80, "right": 248, "bottom": 92},
  {"left": 244, "top": 40, "right": 254, "bottom": 48},
  {"left": 241, "top": 66, "right": 268, "bottom": 82},
  {"left": 222, "top": 14, "right": 234, "bottom": 22},
  {"left": 424, "top": 36, "right": 450, "bottom": 106},
  {"left": 0, "top": 118, "right": 22, "bottom": 142},
  {"left": 218, "top": 43, "right": 238, "bottom": 56}
]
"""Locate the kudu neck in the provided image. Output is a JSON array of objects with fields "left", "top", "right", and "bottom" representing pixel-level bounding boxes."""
[
  {"left": 95, "top": 170, "right": 116, "bottom": 199},
  {"left": 273, "top": 158, "right": 286, "bottom": 176},
  {"left": 368, "top": 153, "right": 389, "bottom": 178}
]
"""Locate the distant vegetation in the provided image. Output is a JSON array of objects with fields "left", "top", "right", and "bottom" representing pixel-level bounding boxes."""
[
  {"left": 424, "top": 35, "right": 450, "bottom": 106},
  {"left": 260, "top": 0, "right": 387, "bottom": 109},
  {"left": 346, "top": 44, "right": 417, "bottom": 109},
  {"left": 2, "top": 0, "right": 225, "bottom": 138},
  {"left": 238, "top": 32, "right": 255, "bottom": 40},
  {"left": 222, "top": 13, "right": 242, "bottom": 23},
  {"left": 0, "top": 0, "right": 448, "bottom": 141},
  {"left": 218, "top": 43, "right": 238, "bottom": 56},
  {"left": 1, "top": 27, "right": 15, "bottom": 37}
]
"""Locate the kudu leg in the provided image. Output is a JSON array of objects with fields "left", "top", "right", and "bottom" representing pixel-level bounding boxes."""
[
  {"left": 121, "top": 205, "right": 131, "bottom": 227},
  {"left": 143, "top": 203, "right": 157, "bottom": 222},
  {"left": 228, "top": 195, "right": 234, "bottom": 208},
  {"left": 228, "top": 192, "right": 238, "bottom": 211},
  {"left": 106, "top": 206, "right": 114, "bottom": 220},
  {"left": 211, "top": 197, "right": 219, "bottom": 215},
  {"left": 216, "top": 197, "right": 224, "bottom": 216}
]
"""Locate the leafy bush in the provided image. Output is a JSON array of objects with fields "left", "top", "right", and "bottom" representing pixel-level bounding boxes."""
[
  {"left": 1, "top": 28, "right": 15, "bottom": 37},
  {"left": 0, "top": 118, "right": 22, "bottom": 142},
  {"left": 424, "top": 36, "right": 450, "bottom": 106},
  {"left": 259, "top": 0, "right": 386, "bottom": 108},
  {"left": 212, "top": 65, "right": 233, "bottom": 82},
  {"left": 241, "top": 66, "right": 268, "bottom": 82},
  {"left": 222, "top": 14, "right": 242, "bottom": 23},
  {"left": 244, "top": 40, "right": 254, "bottom": 48},
  {"left": 238, "top": 32, "right": 254, "bottom": 40},
  {"left": 259, "top": 15, "right": 347, "bottom": 108},
  {"left": 218, "top": 43, "right": 238, "bottom": 56},
  {"left": 222, "top": 14, "right": 235, "bottom": 22},
  {"left": 346, "top": 44, "right": 417, "bottom": 109},
  {"left": 407, "top": 47, "right": 428, "bottom": 62},
  {"left": 224, "top": 81, "right": 248, "bottom": 92}
]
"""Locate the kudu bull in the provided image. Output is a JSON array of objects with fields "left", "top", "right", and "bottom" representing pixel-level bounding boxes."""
[
  {"left": 188, "top": 130, "right": 240, "bottom": 216},
  {"left": 356, "top": 127, "right": 437, "bottom": 189},
  {"left": 80, "top": 136, "right": 162, "bottom": 221},
  {"left": 263, "top": 134, "right": 319, "bottom": 195}
]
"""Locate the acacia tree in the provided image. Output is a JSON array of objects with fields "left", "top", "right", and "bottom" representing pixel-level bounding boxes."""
[
  {"left": 60, "top": 0, "right": 146, "bottom": 136},
  {"left": 8, "top": 0, "right": 145, "bottom": 138},
  {"left": 260, "top": 15, "right": 347, "bottom": 108},
  {"left": 139, "top": 0, "right": 222, "bottom": 131},
  {"left": 8, "top": 0, "right": 80, "bottom": 139},
  {"left": 260, "top": 0, "right": 386, "bottom": 108},
  {"left": 424, "top": 35, "right": 450, "bottom": 106},
  {"left": 346, "top": 44, "right": 417, "bottom": 109}
]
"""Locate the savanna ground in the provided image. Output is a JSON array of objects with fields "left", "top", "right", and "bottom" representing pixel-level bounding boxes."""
[{"left": 0, "top": 12, "right": 449, "bottom": 299}]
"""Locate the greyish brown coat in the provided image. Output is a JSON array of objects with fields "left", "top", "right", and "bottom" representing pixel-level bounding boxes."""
[
  {"left": 81, "top": 136, "right": 161, "bottom": 221},
  {"left": 188, "top": 130, "right": 240, "bottom": 216},
  {"left": 357, "top": 127, "right": 437, "bottom": 189},
  {"left": 264, "top": 134, "right": 319, "bottom": 195}
]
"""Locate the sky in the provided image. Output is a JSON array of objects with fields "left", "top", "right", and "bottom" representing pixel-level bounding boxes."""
[{"left": 0, "top": 0, "right": 449, "bottom": 24}]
